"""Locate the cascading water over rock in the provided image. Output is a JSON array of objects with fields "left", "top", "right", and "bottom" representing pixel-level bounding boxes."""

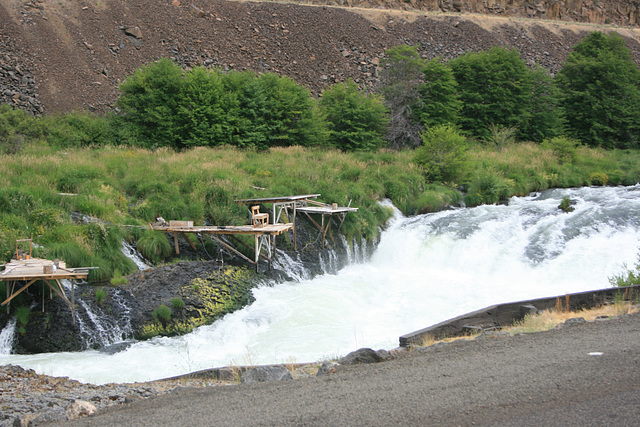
[
  {"left": 0, "top": 318, "right": 17, "bottom": 355},
  {"left": 1, "top": 186, "right": 640, "bottom": 384}
]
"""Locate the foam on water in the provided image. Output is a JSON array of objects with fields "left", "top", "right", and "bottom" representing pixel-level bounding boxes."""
[{"left": 2, "top": 186, "right": 640, "bottom": 384}]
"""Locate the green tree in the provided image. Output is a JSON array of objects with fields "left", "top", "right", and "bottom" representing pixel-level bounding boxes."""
[
  {"left": 555, "top": 31, "right": 640, "bottom": 148},
  {"left": 177, "top": 67, "right": 230, "bottom": 148},
  {"left": 116, "top": 61, "right": 324, "bottom": 149},
  {"left": 449, "top": 47, "right": 533, "bottom": 141},
  {"left": 416, "top": 58, "right": 461, "bottom": 129},
  {"left": 413, "top": 124, "right": 468, "bottom": 182},
  {"left": 379, "top": 45, "right": 427, "bottom": 148},
  {"left": 234, "top": 73, "right": 321, "bottom": 149},
  {"left": 520, "top": 66, "right": 563, "bottom": 142},
  {"left": 117, "top": 58, "right": 184, "bottom": 148},
  {"left": 319, "top": 80, "right": 389, "bottom": 151}
]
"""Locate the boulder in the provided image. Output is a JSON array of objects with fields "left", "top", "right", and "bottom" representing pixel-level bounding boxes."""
[
  {"left": 559, "top": 317, "right": 587, "bottom": 328},
  {"left": 338, "top": 348, "right": 384, "bottom": 365},
  {"left": 316, "top": 361, "right": 339, "bottom": 376},
  {"left": 66, "top": 400, "right": 97, "bottom": 419},
  {"left": 240, "top": 365, "right": 293, "bottom": 384}
]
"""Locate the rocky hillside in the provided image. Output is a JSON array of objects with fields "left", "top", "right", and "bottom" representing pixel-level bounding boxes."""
[{"left": 1, "top": 0, "right": 640, "bottom": 116}]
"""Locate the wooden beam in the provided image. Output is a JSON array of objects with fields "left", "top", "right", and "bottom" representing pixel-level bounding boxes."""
[
  {"left": 180, "top": 232, "right": 198, "bottom": 251},
  {"left": 1, "top": 278, "right": 38, "bottom": 306},
  {"left": 210, "top": 236, "right": 256, "bottom": 265}
]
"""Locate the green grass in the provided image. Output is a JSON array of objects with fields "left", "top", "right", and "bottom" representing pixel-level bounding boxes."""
[{"left": 2, "top": 143, "right": 640, "bottom": 281}]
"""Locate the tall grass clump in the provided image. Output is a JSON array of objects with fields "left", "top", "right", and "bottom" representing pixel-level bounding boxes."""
[
  {"left": 137, "top": 230, "right": 173, "bottom": 262},
  {"left": 464, "top": 171, "right": 514, "bottom": 206},
  {"left": 609, "top": 255, "right": 640, "bottom": 287}
]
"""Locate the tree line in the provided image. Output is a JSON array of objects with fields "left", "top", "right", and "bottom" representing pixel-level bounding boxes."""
[{"left": 1, "top": 31, "right": 639, "bottom": 155}]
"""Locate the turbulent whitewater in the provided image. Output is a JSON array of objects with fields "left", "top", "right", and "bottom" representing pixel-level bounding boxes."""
[{"left": 2, "top": 186, "right": 640, "bottom": 384}]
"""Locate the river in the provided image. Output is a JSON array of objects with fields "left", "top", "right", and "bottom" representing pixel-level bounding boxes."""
[{"left": 1, "top": 185, "right": 640, "bottom": 384}]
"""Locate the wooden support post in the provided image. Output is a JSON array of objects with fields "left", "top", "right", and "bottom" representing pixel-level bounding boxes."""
[
  {"left": 272, "top": 235, "right": 276, "bottom": 270},
  {"left": 5, "top": 281, "right": 9, "bottom": 314},
  {"left": 337, "top": 212, "right": 347, "bottom": 233},
  {"left": 71, "top": 280, "right": 75, "bottom": 326},
  {"left": 293, "top": 204, "right": 297, "bottom": 251},
  {"left": 255, "top": 234, "right": 259, "bottom": 272},
  {"left": 180, "top": 232, "right": 198, "bottom": 251},
  {"left": 1, "top": 279, "right": 38, "bottom": 307},
  {"left": 210, "top": 236, "right": 256, "bottom": 265},
  {"left": 173, "top": 232, "right": 180, "bottom": 255}
]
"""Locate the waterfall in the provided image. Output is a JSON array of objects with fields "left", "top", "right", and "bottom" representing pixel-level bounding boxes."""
[
  {"left": 340, "top": 234, "right": 353, "bottom": 265},
  {"left": 272, "top": 250, "right": 309, "bottom": 282},
  {"left": 121, "top": 240, "right": 150, "bottom": 270},
  {"left": 2, "top": 186, "right": 640, "bottom": 385},
  {"left": 59, "top": 280, "right": 133, "bottom": 349},
  {"left": 0, "top": 318, "right": 16, "bottom": 355}
]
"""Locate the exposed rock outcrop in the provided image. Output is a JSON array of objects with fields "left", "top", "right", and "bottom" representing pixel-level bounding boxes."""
[{"left": 1, "top": 0, "right": 640, "bottom": 116}]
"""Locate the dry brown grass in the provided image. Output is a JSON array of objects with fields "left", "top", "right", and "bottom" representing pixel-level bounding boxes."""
[
  {"left": 416, "top": 301, "right": 638, "bottom": 348},
  {"left": 506, "top": 301, "right": 638, "bottom": 335}
]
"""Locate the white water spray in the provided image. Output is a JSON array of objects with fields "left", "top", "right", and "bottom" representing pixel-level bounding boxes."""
[
  {"left": 121, "top": 240, "right": 150, "bottom": 271},
  {"left": 2, "top": 186, "right": 640, "bottom": 384},
  {"left": 0, "top": 318, "right": 16, "bottom": 355}
]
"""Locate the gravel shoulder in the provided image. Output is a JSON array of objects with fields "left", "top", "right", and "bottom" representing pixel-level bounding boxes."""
[{"left": 34, "top": 311, "right": 640, "bottom": 426}]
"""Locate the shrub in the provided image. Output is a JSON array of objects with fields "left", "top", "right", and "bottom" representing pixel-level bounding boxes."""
[
  {"left": 110, "top": 270, "right": 128, "bottom": 286},
  {"left": 171, "top": 297, "right": 185, "bottom": 310},
  {"left": 486, "top": 124, "right": 518, "bottom": 151},
  {"left": 558, "top": 196, "right": 575, "bottom": 213},
  {"left": 609, "top": 256, "right": 640, "bottom": 287},
  {"left": 152, "top": 304, "right": 172, "bottom": 328},
  {"left": 413, "top": 124, "right": 468, "bottom": 183},
  {"left": 464, "top": 172, "right": 515, "bottom": 206},
  {"left": 588, "top": 172, "right": 609, "bottom": 186},
  {"left": 541, "top": 136, "right": 581, "bottom": 164}
]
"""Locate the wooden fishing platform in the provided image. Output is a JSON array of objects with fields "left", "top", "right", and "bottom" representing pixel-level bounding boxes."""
[
  {"left": 150, "top": 222, "right": 293, "bottom": 271},
  {"left": 235, "top": 194, "right": 358, "bottom": 249},
  {"left": 1, "top": 257, "right": 94, "bottom": 322},
  {"left": 296, "top": 203, "right": 359, "bottom": 248},
  {"left": 147, "top": 194, "right": 358, "bottom": 270}
]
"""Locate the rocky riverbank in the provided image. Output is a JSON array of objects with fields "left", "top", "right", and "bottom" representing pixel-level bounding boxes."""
[
  {"left": 0, "top": 364, "right": 237, "bottom": 426},
  {"left": 2, "top": 310, "right": 638, "bottom": 426},
  {"left": 0, "top": 348, "right": 389, "bottom": 425}
]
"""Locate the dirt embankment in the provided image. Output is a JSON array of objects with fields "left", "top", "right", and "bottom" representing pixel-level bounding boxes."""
[{"left": 1, "top": 0, "right": 640, "bottom": 116}]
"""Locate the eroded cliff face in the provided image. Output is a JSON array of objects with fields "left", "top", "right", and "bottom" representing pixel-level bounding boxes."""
[
  {"left": 1, "top": 0, "right": 640, "bottom": 115},
  {"left": 320, "top": 0, "right": 640, "bottom": 27}
]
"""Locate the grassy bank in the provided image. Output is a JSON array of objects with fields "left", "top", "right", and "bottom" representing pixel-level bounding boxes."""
[{"left": 1, "top": 143, "right": 640, "bottom": 284}]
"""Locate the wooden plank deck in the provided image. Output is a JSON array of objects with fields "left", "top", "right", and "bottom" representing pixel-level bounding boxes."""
[
  {"left": 150, "top": 223, "right": 293, "bottom": 236},
  {"left": 296, "top": 206, "right": 359, "bottom": 214},
  {"left": 0, "top": 258, "right": 90, "bottom": 282},
  {"left": 150, "top": 223, "right": 294, "bottom": 270},
  {"left": 235, "top": 194, "right": 321, "bottom": 205},
  {"left": 296, "top": 205, "right": 359, "bottom": 248},
  {"left": 1, "top": 258, "right": 92, "bottom": 322}
]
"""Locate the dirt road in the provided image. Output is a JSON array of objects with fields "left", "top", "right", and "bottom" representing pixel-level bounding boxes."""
[{"left": 60, "top": 312, "right": 640, "bottom": 426}]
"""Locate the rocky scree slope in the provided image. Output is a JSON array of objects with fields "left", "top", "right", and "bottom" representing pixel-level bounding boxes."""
[{"left": 1, "top": 0, "right": 640, "bottom": 116}]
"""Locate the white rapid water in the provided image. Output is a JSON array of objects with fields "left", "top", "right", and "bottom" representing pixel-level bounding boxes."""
[
  {"left": 0, "top": 318, "right": 16, "bottom": 355},
  {"left": 121, "top": 240, "right": 150, "bottom": 271},
  {"left": 2, "top": 185, "right": 640, "bottom": 384}
]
